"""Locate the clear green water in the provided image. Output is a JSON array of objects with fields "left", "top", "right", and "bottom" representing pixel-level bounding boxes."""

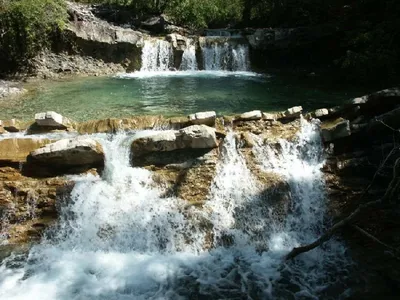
[{"left": 0, "top": 71, "right": 365, "bottom": 121}]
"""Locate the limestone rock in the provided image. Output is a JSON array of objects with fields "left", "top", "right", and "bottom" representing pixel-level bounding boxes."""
[
  {"left": 77, "top": 116, "right": 165, "bottom": 134},
  {"left": 321, "top": 119, "right": 351, "bottom": 142},
  {"left": 313, "top": 108, "right": 329, "bottom": 118},
  {"left": 348, "top": 88, "right": 400, "bottom": 106},
  {"left": 237, "top": 110, "right": 262, "bottom": 121},
  {"left": 262, "top": 113, "right": 277, "bottom": 121},
  {"left": 281, "top": 106, "right": 303, "bottom": 119},
  {"left": 188, "top": 111, "right": 216, "bottom": 126},
  {"left": 29, "top": 137, "right": 104, "bottom": 167},
  {"left": 131, "top": 125, "right": 217, "bottom": 158},
  {"left": 0, "top": 138, "right": 53, "bottom": 164},
  {"left": 179, "top": 125, "right": 218, "bottom": 148},
  {"left": 35, "top": 111, "right": 72, "bottom": 128},
  {"left": 166, "top": 34, "right": 188, "bottom": 51}
]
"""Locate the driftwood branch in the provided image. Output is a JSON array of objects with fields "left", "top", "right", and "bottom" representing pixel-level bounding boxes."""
[
  {"left": 351, "top": 225, "right": 400, "bottom": 260},
  {"left": 285, "top": 156, "right": 400, "bottom": 261}
]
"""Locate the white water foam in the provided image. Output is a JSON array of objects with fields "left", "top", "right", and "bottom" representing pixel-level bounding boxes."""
[
  {"left": 180, "top": 45, "right": 198, "bottom": 71},
  {"left": 141, "top": 39, "right": 173, "bottom": 72},
  {"left": 202, "top": 43, "right": 250, "bottom": 71},
  {"left": 0, "top": 121, "right": 351, "bottom": 299},
  {"left": 116, "top": 70, "right": 263, "bottom": 80}
]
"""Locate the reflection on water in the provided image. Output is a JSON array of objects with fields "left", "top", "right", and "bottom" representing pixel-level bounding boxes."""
[{"left": 0, "top": 71, "right": 363, "bottom": 121}]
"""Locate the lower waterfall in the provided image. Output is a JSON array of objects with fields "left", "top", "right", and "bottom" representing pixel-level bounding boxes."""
[{"left": 0, "top": 121, "right": 352, "bottom": 299}]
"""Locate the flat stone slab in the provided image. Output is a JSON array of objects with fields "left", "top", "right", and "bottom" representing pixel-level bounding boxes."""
[
  {"left": 132, "top": 125, "right": 218, "bottom": 157},
  {"left": 35, "top": 111, "right": 72, "bottom": 128},
  {"left": 237, "top": 110, "right": 262, "bottom": 121},
  {"left": 29, "top": 137, "right": 104, "bottom": 166},
  {"left": 188, "top": 111, "right": 216, "bottom": 126}
]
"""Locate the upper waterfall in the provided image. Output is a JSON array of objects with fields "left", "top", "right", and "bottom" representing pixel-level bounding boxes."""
[
  {"left": 201, "top": 40, "right": 250, "bottom": 71},
  {"left": 140, "top": 39, "right": 174, "bottom": 72},
  {"left": 139, "top": 36, "right": 250, "bottom": 72}
]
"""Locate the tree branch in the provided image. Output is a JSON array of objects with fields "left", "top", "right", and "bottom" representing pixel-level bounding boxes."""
[{"left": 285, "top": 157, "right": 400, "bottom": 261}]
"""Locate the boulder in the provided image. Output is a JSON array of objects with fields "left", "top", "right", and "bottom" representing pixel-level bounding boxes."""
[
  {"left": 34, "top": 111, "right": 72, "bottom": 128},
  {"left": 188, "top": 111, "right": 216, "bottom": 126},
  {"left": 313, "top": 108, "right": 329, "bottom": 118},
  {"left": 321, "top": 119, "right": 351, "bottom": 142},
  {"left": 29, "top": 137, "right": 104, "bottom": 167},
  {"left": 131, "top": 125, "right": 218, "bottom": 157},
  {"left": 179, "top": 125, "right": 218, "bottom": 148},
  {"left": 141, "top": 16, "right": 165, "bottom": 34},
  {"left": 237, "top": 110, "right": 262, "bottom": 121},
  {"left": 280, "top": 106, "right": 303, "bottom": 119},
  {"left": 166, "top": 34, "right": 188, "bottom": 51}
]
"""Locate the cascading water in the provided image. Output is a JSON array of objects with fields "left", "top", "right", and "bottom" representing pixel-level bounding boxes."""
[
  {"left": 180, "top": 45, "right": 198, "bottom": 71},
  {"left": 202, "top": 42, "right": 250, "bottom": 71},
  {"left": 0, "top": 121, "right": 352, "bottom": 299},
  {"left": 141, "top": 39, "right": 173, "bottom": 72}
]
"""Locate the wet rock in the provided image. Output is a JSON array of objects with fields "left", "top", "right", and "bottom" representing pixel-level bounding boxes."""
[
  {"left": 34, "top": 111, "right": 73, "bottom": 128},
  {"left": 132, "top": 125, "right": 217, "bottom": 156},
  {"left": 179, "top": 125, "right": 218, "bottom": 148},
  {"left": 240, "top": 132, "right": 256, "bottom": 148},
  {"left": 166, "top": 34, "right": 189, "bottom": 51},
  {"left": 188, "top": 111, "right": 216, "bottom": 127},
  {"left": 0, "top": 138, "right": 53, "bottom": 165},
  {"left": 280, "top": 106, "right": 303, "bottom": 119},
  {"left": 167, "top": 116, "right": 191, "bottom": 129},
  {"left": 321, "top": 119, "right": 351, "bottom": 142},
  {"left": 3, "top": 119, "right": 21, "bottom": 132},
  {"left": 262, "top": 113, "right": 277, "bottom": 121},
  {"left": 237, "top": 110, "right": 262, "bottom": 121},
  {"left": 28, "top": 137, "right": 104, "bottom": 173},
  {"left": 77, "top": 116, "right": 165, "bottom": 134},
  {"left": 0, "top": 166, "right": 72, "bottom": 245},
  {"left": 312, "top": 108, "right": 329, "bottom": 118}
]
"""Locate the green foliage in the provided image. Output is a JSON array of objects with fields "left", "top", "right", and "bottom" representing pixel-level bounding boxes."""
[
  {"left": 0, "top": 0, "right": 67, "bottom": 71},
  {"left": 165, "top": 0, "right": 243, "bottom": 28},
  {"left": 336, "top": 0, "right": 400, "bottom": 84}
]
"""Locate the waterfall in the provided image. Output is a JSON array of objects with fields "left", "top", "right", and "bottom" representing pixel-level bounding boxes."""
[
  {"left": 141, "top": 39, "right": 173, "bottom": 72},
  {"left": 0, "top": 121, "right": 351, "bottom": 299},
  {"left": 202, "top": 42, "right": 250, "bottom": 71},
  {"left": 180, "top": 45, "right": 198, "bottom": 71}
]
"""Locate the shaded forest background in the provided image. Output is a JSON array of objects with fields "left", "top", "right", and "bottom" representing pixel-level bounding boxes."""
[{"left": 0, "top": 0, "right": 399, "bottom": 85}]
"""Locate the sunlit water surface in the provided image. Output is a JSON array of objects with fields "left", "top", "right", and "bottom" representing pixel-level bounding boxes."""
[{"left": 0, "top": 71, "right": 364, "bottom": 121}]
